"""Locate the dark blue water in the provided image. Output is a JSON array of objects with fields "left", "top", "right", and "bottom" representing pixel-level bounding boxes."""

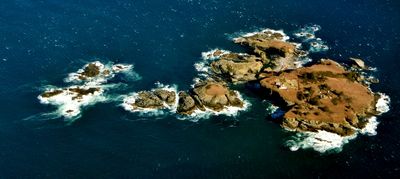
[{"left": 1, "top": 0, "right": 400, "bottom": 178}]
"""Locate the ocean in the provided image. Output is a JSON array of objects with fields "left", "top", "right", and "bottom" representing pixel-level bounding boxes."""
[{"left": 0, "top": 0, "right": 399, "bottom": 178}]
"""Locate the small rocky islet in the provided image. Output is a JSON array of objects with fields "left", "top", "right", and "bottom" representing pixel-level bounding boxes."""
[
  {"left": 38, "top": 61, "right": 133, "bottom": 118},
  {"left": 38, "top": 27, "right": 389, "bottom": 151}
]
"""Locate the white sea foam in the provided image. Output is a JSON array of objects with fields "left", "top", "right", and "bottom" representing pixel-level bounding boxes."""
[
  {"left": 196, "top": 49, "right": 251, "bottom": 80},
  {"left": 201, "top": 49, "right": 232, "bottom": 61},
  {"left": 112, "top": 64, "right": 133, "bottom": 73},
  {"left": 293, "top": 24, "right": 321, "bottom": 41},
  {"left": 232, "top": 28, "right": 290, "bottom": 42},
  {"left": 286, "top": 130, "right": 357, "bottom": 153},
  {"left": 293, "top": 25, "right": 329, "bottom": 53},
  {"left": 38, "top": 85, "right": 106, "bottom": 120},
  {"left": 376, "top": 93, "right": 390, "bottom": 114},
  {"left": 37, "top": 61, "right": 140, "bottom": 122},
  {"left": 65, "top": 61, "right": 136, "bottom": 85},
  {"left": 193, "top": 49, "right": 232, "bottom": 82},
  {"left": 360, "top": 116, "right": 379, "bottom": 136},
  {"left": 196, "top": 49, "right": 231, "bottom": 75},
  {"left": 309, "top": 39, "right": 329, "bottom": 52},
  {"left": 121, "top": 94, "right": 167, "bottom": 117}
]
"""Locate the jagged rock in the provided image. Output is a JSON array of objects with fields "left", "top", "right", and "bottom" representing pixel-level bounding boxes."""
[
  {"left": 154, "top": 89, "right": 176, "bottom": 105},
  {"left": 133, "top": 91, "right": 165, "bottom": 109},
  {"left": 81, "top": 63, "right": 101, "bottom": 77},
  {"left": 66, "top": 61, "right": 133, "bottom": 83},
  {"left": 191, "top": 81, "right": 244, "bottom": 111},
  {"left": 350, "top": 57, "right": 367, "bottom": 69},
  {"left": 40, "top": 90, "right": 63, "bottom": 98},
  {"left": 210, "top": 53, "right": 263, "bottom": 83},
  {"left": 234, "top": 31, "right": 304, "bottom": 71},
  {"left": 131, "top": 89, "right": 176, "bottom": 109},
  {"left": 40, "top": 87, "right": 101, "bottom": 100},
  {"left": 259, "top": 59, "right": 378, "bottom": 136},
  {"left": 177, "top": 91, "right": 197, "bottom": 114},
  {"left": 68, "top": 87, "right": 101, "bottom": 100}
]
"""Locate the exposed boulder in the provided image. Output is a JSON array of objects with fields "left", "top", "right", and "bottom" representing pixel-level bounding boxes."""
[
  {"left": 191, "top": 81, "right": 244, "bottom": 111},
  {"left": 350, "top": 57, "right": 367, "bottom": 69},
  {"left": 177, "top": 91, "right": 197, "bottom": 114},
  {"left": 81, "top": 63, "right": 101, "bottom": 77}
]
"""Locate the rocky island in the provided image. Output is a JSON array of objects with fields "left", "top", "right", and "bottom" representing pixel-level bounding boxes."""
[
  {"left": 259, "top": 59, "right": 379, "bottom": 136},
  {"left": 123, "top": 89, "right": 177, "bottom": 111},
  {"left": 123, "top": 80, "right": 245, "bottom": 115},
  {"left": 177, "top": 80, "right": 244, "bottom": 114},
  {"left": 189, "top": 28, "right": 387, "bottom": 139}
]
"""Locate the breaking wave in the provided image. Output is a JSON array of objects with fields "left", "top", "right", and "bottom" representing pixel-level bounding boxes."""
[
  {"left": 376, "top": 93, "right": 390, "bottom": 114},
  {"left": 286, "top": 130, "right": 356, "bottom": 153},
  {"left": 293, "top": 24, "right": 329, "bottom": 53},
  {"left": 229, "top": 28, "right": 290, "bottom": 42},
  {"left": 35, "top": 61, "right": 141, "bottom": 123}
]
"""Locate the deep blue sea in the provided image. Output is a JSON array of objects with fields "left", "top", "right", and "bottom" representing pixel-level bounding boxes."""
[{"left": 1, "top": 0, "right": 400, "bottom": 178}]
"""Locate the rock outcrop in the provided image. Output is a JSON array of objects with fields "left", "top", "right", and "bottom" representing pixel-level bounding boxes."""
[
  {"left": 233, "top": 30, "right": 305, "bottom": 71},
  {"left": 128, "top": 89, "right": 176, "bottom": 109},
  {"left": 176, "top": 81, "right": 244, "bottom": 114},
  {"left": 205, "top": 30, "right": 309, "bottom": 85},
  {"left": 210, "top": 53, "right": 263, "bottom": 83},
  {"left": 81, "top": 63, "right": 101, "bottom": 78},
  {"left": 259, "top": 59, "right": 378, "bottom": 136},
  {"left": 192, "top": 81, "right": 244, "bottom": 111},
  {"left": 66, "top": 61, "right": 132, "bottom": 83},
  {"left": 40, "top": 86, "right": 101, "bottom": 100},
  {"left": 39, "top": 85, "right": 104, "bottom": 117},
  {"left": 177, "top": 91, "right": 197, "bottom": 115},
  {"left": 350, "top": 57, "right": 367, "bottom": 70}
]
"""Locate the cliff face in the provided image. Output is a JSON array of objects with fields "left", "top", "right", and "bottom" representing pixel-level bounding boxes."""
[{"left": 259, "top": 59, "right": 377, "bottom": 136}]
